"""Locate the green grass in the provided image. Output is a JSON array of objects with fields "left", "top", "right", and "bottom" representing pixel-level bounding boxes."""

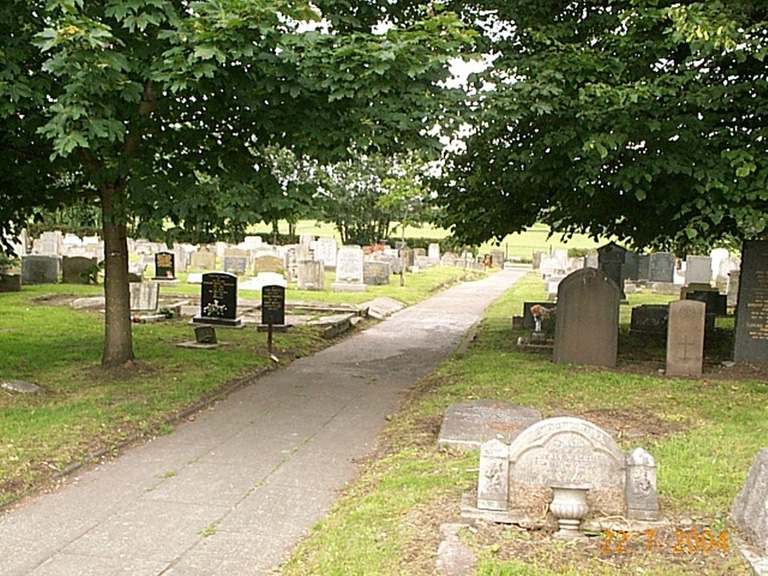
[{"left": 280, "top": 273, "right": 762, "bottom": 576}]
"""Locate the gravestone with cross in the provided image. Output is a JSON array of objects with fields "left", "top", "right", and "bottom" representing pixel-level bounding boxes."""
[{"left": 666, "top": 300, "right": 705, "bottom": 377}]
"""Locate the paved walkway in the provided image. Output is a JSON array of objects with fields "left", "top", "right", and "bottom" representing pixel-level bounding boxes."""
[{"left": 0, "top": 269, "right": 527, "bottom": 576}]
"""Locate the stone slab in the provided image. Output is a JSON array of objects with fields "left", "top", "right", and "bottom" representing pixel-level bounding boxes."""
[
  {"left": 732, "top": 448, "right": 768, "bottom": 555},
  {"left": 438, "top": 400, "right": 541, "bottom": 451}
]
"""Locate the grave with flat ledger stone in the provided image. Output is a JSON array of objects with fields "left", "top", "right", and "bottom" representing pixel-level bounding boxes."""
[
  {"left": 733, "top": 240, "right": 768, "bottom": 364},
  {"left": 437, "top": 400, "right": 541, "bottom": 451}
]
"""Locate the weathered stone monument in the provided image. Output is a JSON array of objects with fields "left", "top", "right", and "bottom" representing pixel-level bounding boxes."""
[
  {"left": 189, "top": 250, "right": 216, "bottom": 271},
  {"left": 62, "top": 256, "right": 97, "bottom": 284},
  {"left": 733, "top": 240, "right": 768, "bottom": 364},
  {"left": 363, "top": 261, "right": 390, "bottom": 286},
  {"left": 253, "top": 255, "right": 284, "bottom": 276},
  {"left": 129, "top": 281, "right": 159, "bottom": 312},
  {"left": 649, "top": 252, "right": 675, "bottom": 283},
  {"left": 666, "top": 300, "right": 706, "bottom": 378},
  {"left": 553, "top": 268, "right": 620, "bottom": 367},
  {"left": 314, "top": 237, "right": 338, "bottom": 268},
  {"left": 474, "top": 417, "right": 659, "bottom": 528},
  {"left": 21, "top": 255, "right": 60, "bottom": 284},
  {"left": 222, "top": 248, "right": 248, "bottom": 276},
  {"left": 731, "top": 448, "right": 768, "bottom": 555},
  {"left": 332, "top": 246, "right": 367, "bottom": 292},
  {"left": 630, "top": 304, "right": 668, "bottom": 335},
  {"left": 297, "top": 260, "right": 324, "bottom": 291}
]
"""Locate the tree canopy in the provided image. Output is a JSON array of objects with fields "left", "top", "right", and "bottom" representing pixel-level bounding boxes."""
[
  {"left": 0, "top": 0, "right": 471, "bottom": 365},
  {"left": 438, "top": 0, "right": 768, "bottom": 251}
]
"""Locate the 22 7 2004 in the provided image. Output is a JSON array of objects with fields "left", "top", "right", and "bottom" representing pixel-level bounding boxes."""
[{"left": 601, "top": 529, "right": 729, "bottom": 554}]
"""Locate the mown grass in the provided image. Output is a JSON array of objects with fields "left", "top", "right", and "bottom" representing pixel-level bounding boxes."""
[
  {"left": 0, "top": 266, "right": 476, "bottom": 507},
  {"left": 280, "top": 273, "right": 763, "bottom": 576}
]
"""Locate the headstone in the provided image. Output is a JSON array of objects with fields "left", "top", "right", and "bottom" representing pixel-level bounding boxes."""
[
  {"left": 490, "top": 249, "right": 504, "bottom": 269},
  {"left": 253, "top": 255, "right": 284, "bottom": 276},
  {"left": 532, "top": 251, "right": 545, "bottom": 270},
  {"left": 522, "top": 302, "right": 554, "bottom": 330},
  {"left": 332, "top": 246, "right": 367, "bottom": 292},
  {"left": 363, "top": 261, "right": 390, "bottom": 286},
  {"left": 62, "top": 256, "right": 97, "bottom": 284},
  {"left": 630, "top": 304, "right": 668, "bottom": 335},
  {"left": 731, "top": 449, "right": 768, "bottom": 555},
  {"left": 504, "top": 417, "right": 626, "bottom": 516},
  {"left": 194, "top": 325, "right": 217, "bottom": 345},
  {"left": 21, "top": 255, "right": 60, "bottom": 284},
  {"left": 649, "top": 253, "right": 675, "bottom": 283},
  {"left": 297, "top": 260, "right": 325, "bottom": 291},
  {"left": 193, "top": 272, "right": 242, "bottom": 327},
  {"left": 298, "top": 234, "right": 314, "bottom": 261},
  {"left": 626, "top": 448, "right": 659, "bottom": 521},
  {"left": 623, "top": 251, "right": 640, "bottom": 282},
  {"left": 153, "top": 251, "right": 175, "bottom": 280},
  {"left": 428, "top": 242, "right": 441, "bottom": 261},
  {"left": 0, "top": 271, "right": 21, "bottom": 292},
  {"left": 38, "top": 231, "right": 63, "bottom": 255},
  {"left": 553, "top": 249, "right": 569, "bottom": 273},
  {"left": 728, "top": 270, "right": 740, "bottom": 308},
  {"left": 666, "top": 300, "right": 705, "bottom": 377},
  {"left": 597, "top": 242, "right": 627, "bottom": 299},
  {"left": 585, "top": 252, "right": 599, "bottom": 269},
  {"left": 173, "top": 244, "right": 188, "bottom": 273},
  {"left": 734, "top": 240, "right": 768, "bottom": 364},
  {"left": 637, "top": 254, "right": 651, "bottom": 281},
  {"left": 414, "top": 248, "right": 427, "bottom": 259},
  {"left": 261, "top": 284, "right": 286, "bottom": 326},
  {"left": 546, "top": 275, "right": 564, "bottom": 300},
  {"left": 189, "top": 250, "right": 216, "bottom": 270},
  {"left": 283, "top": 246, "right": 299, "bottom": 281},
  {"left": 553, "top": 268, "right": 620, "bottom": 367},
  {"left": 223, "top": 249, "right": 248, "bottom": 276},
  {"left": 477, "top": 439, "right": 509, "bottom": 511},
  {"left": 314, "top": 237, "right": 338, "bottom": 268},
  {"left": 129, "top": 281, "right": 159, "bottom": 312},
  {"left": 438, "top": 400, "right": 542, "bottom": 451},
  {"left": 685, "top": 255, "right": 713, "bottom": 285},
  {"left": 683, "top": 289, "right": 727, "bottom": 316}
]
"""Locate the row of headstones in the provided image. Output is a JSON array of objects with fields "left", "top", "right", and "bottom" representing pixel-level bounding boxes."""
[
  {"left": 548, "top": 242, "right": 767, "bottom": 369},
  {"left": 538, "top": 244, "right": 740, "bottom": 301}
]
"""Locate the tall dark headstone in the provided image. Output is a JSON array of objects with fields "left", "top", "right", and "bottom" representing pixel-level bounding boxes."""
[
  {"left": 597, "top": 242, "right": 627, "bottom": 299},
  {"left": 193, "top": 272, "right": 242, "bottom": 327},
  {"left": 637, "top": 255, "right": 651, "bottom": 282},
  {"left": 153, "top": 251, "right": 175, "bottom": 280},
  {"left": 623, "top": 250, "right": 640, "bottom": 282},
  {"left": 261, "top": 284, "right": 286, "bottom": 326},
  {"left": 649, "top": 253, "right": 675, "bottom": 283},
  {"left": 733, "top": 240, "right": 768, "bottom": 364},
  {"left": 553, "top": 268, "right": 620, "bottom": 367}
]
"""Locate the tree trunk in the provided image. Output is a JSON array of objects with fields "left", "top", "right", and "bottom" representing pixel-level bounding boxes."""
[{"left": 100, "top": 185, "right": 134, "bottom": 367}]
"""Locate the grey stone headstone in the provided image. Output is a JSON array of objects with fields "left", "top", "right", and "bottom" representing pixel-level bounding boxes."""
[
  {"left": 685, "top": 255, "right": 713, "bottom": 285},
  {"left": 297, "top": 260, "right": 325, "bottom": 291},
  {"left": 438, "top": 400, "right": 541, "bottom": 451},
  {"left": 626, "top": 448, "right": 659, "bottom": 521},
  {"left": 223, "top": 255, "right": 248, "bottom": 276},
  {"left": 332, "top": 246, "right": 366, "bottom": 292},
  {"left": 637, "top": 254, "right": 650, "bottom": 281},
  {"left": 189, "top": 250, "right": 216, "bottom": 270},
  {"left": 733, "top": 241, "right": 768, "bottom": 364},
  {"left": 649, "top": 253, "right": 675, "bottom": 283},
  {"left": 666, "top": 300, "right": 705, "bottom": 378},
  {"left": 363, "top": 261, "right": 390, "bottom": 286},
  {"left": 253, "top": 255, "right": 284, "bottom": 275},
  {"left": 508, "top": 417, "right": 627, "bottom": 516},
  {"left": 553, "top": 268, "right": 620, "bottom": 368},
  {"left": 428, "top": 243, "right": 441, "bottom": 260},
  {"left": 314, "top": 237, "right": 338, "bottom": 268},
  {"left": 597, "top": 242, "right": 627, "bottom": 298},
  {"left": 623, "top": 251, "right": 640, "bottom": 282},
  {"left": 727, "top": 270, "right": 740, "bottom": 308},
  {"left": 62, "top": 256, "right": 97, "bottom": 284},
  {"left": 477, "top": 439, "right": 509, "bottom": 511},
  {"left": 21, "top": 255, "right": 60, "bottom": 284},
  {"left": 129, "top": 281, "right": 159, "bottom": 312},
  {"left": 731, "top": 448, "right": 768, "bottom": 554}
]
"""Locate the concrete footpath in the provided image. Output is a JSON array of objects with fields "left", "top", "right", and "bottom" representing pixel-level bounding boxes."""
[{"left": 0, "top": 268, "right": 527, "bottom": 576}]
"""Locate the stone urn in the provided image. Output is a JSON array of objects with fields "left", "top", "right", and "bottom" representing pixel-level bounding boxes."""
[{"left": 549, "top": 483, "right": 591, "bottom": 539}]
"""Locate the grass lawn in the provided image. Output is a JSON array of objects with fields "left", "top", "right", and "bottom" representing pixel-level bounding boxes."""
[
  {"left": 0, "top": 265, "right": 482, "bottom": 507},
  {"left": 280, "top": 273, "right": 764, "bottom": 576}
]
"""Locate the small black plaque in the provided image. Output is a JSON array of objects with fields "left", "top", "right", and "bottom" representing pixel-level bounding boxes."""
[{"left": 261, "top": 284, "right": 286, "bottom": 326}]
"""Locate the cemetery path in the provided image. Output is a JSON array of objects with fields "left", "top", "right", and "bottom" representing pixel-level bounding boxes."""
[{"left": 0, "top": 268, "right": 528, "bottom": 576}]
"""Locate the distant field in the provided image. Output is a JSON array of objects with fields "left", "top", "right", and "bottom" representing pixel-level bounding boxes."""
[{"left": 249, "top": 221, "right": 604, "bottom": 260}]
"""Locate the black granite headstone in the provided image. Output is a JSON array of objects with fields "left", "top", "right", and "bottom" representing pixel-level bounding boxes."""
[
  {"left": 685, "top": 291, "right": 727, "bottom": 317},
  {"left": 630, "top": 304, "right": 668, "bottom": 335},
  {"left": 623, "top": 251, "right": 640, "bottom": 282},
  {"left": 194, "top": 272, "right": 241, "bottom": 327},
  {"left": 597, "top": 242, "right": 627, "bottom": 299},
  {"left": 154, "top": 251, "right": 175, "bottom": 279},
  {"left": 733, "top": 240, "right": 768, "bottom": 364},
  {"left": 261, "top": 284, "right": 286, "bottom": 326}
]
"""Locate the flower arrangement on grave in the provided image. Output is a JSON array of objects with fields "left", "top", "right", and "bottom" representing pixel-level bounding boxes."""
[{"left": 203, "top": 299, "right": 227, "bottom": 318}]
